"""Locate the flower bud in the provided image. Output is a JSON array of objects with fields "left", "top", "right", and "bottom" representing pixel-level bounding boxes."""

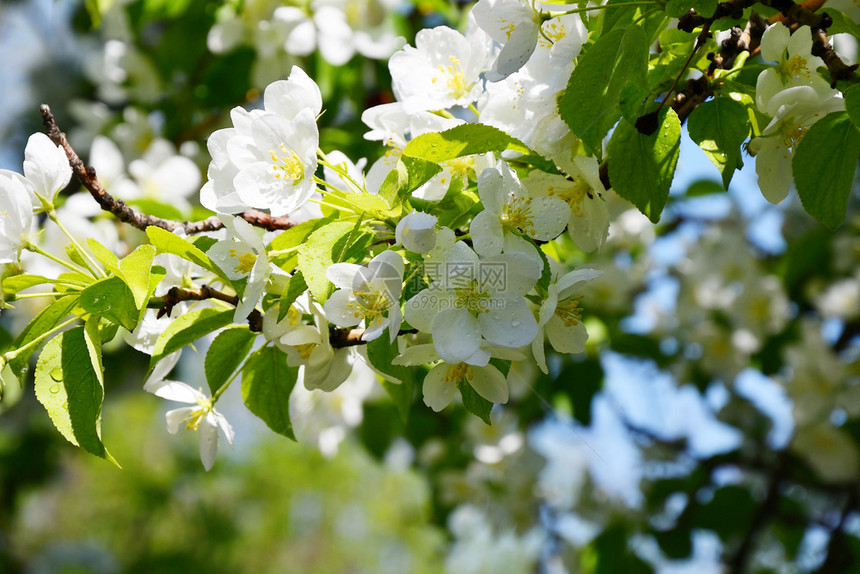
[{"left": 395, "top": 211, "right": 437, "bottom": 253}]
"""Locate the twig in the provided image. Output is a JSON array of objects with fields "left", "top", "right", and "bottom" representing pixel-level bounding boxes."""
[
  {"left": 149, "top": 285, "right": 264, "bottom": 331},
  {"left": 39, "top": 104, "right": 299, "bottom": 234}
]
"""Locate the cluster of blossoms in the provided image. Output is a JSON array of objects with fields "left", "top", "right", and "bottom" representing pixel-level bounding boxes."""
[{"left": 749, "top": 23, "right": 847, "bottom": 204}]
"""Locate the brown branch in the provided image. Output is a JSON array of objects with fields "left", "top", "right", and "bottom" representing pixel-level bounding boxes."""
[
  {"left": 39, "top": 104, "right": 299, "bottom": 234},
  {"left": 149, "top": 285, "right": 263, "bottom": 332}
]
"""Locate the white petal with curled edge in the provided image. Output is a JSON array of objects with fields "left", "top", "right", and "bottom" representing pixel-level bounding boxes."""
[
  {"left": 546, "top": 316, "right": 588, "bottom": 354},
  {"left": 23, "top": 133, "right": 71, "bottom": 200},
  {"left": 760, "top": 23, "right": 789, "bottom": 63},
  {"left": 478, "top": 296, "right": 538, "bottom": 348},
  {"left": 388, "top": 304, "right": 402, "bottom": 344},
  {"left": 423, "top": 363, "right": 456, "bottom": 411},
  {"left": 482, "top": 252, "right": 540, "bottom": 296},
  {"left": 326, "top": 263, "right": 362, "bottom": 289},
  {"left": 324, "top": 289, "right": 361, "bottom": 327},
  {"left": 477, "top": 167, "right": 505, "bottom": 215},
  {"left": 528, "top": 196, "right": 570, "bottom": 241},
  {"left": 165, "top": 406, "right": 197, "bottom": 434},
  {"left": 468, "top": 364, "right": 508, "bottom": 404},
  {"left": 234, "top": 255, "right": 271, "bottom": 322},
  {"left": 556, "top": 266, "right": 603, "bottom": 298},
  {"left": 432, "top": 308, "right": 482, "bottom": 364},
  {"left": 470, "top": 209, "right": 505, "bottom": 258},
  {"left": 405, "top": 288, "right": 454, "bottom": 333},
  {"left": 198, "top": 414, "right": 220, "bottom": 471},
  {"left": 263, "top": 66, "right": 323, "bottom": 119},
  {"left": 533, "top": 327, "right": 549, "bottom": 374}
]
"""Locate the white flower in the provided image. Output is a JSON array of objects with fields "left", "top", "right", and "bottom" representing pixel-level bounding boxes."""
[
  {"left": 0, "top": 170, "right": 37, "bottom": 265},
  {"left": 208, "top": 215, "right": 272, "bottom": 322},
  {"left": 395, "top": 211, "right": 438, "bottom": 253},
  {"left": 472, "top": 0, "right": 542, "bottom": 81},
  {"left": 201, "top": 66, "right": 321, "bottom": 216},
  {"left": 388, "top": 26, "right": 488, "bottom": 113},
  {"left": 522, "top": 155, "right": 609, "bottom": 253},
  {"left": 23, "top": 133, "right": 71, "bottom": 203},
  {"left": 756, "top": 24, "right": 832, "bottom": 111},
  {"left": 532, "top": 266, "right": 602, "bottom": 374},
  {"left": 324, "top": 250, "right": 404, "bottom": 342},
  {"left": 361, "top": 101, "right": 465, "bottom": 198},
  {"left": 143, "top": 352, "right": 234, "bottom": 471},
  {"left": 405, "top": 242, "right": 541, "bottom": 364},
  {"left": 312, "top": 0, "right": 405, "bottom": 65},
  {"left": 392, "top": 343, "right": 523, "bottom": 411},
  {"left": 471, "top": 162, "right": 568, "bottom": 257},
  {"left": 748, "top": 85, "right": 845, "bottom": 203}
]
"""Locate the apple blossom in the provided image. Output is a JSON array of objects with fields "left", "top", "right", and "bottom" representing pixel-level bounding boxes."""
[
  {"left": 323, "top": 250, "right": 405, "bottom": 342},
  {"left": 143, "top": 352, "right": 235, "bottom": 471}
]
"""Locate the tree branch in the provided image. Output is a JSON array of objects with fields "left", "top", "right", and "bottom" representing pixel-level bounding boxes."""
[
  {"left": 149, "top": 285, "right": 264, "bottom": 331},
  {"left": 39, "top": 104, "right": 299, "bottom": 234}
]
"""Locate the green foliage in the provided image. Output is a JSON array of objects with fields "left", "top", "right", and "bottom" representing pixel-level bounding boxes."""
[
  {"left": 687, "top": 97, "right": 749, "bottom": 189},
  {"left": 459, "top": 378, "right": 493, "bottom": 424},
  {"left": 9, "top": 295, "right": 81, "bottom": 378},
  {"left": 79, "top": 276, "right": 140, "bottom": 331},
  {"left": 607, "top": 107, "right": 681, "bottom": 222},
  {"left": 366, "top": 336, "right": 416, "bottom": 422},
  {"left": 146, "top": 226, "right": 231, "bottom": 285},
  {"left": 204, "top": 326, "right": 256, "bottom": 396},
  {"left": 277, "top": 271, "right": 308, "bottom": 322},
  {"left": 297, "top": 220, "right": 373, "bottom": 302},
  {"left": 34, "top": 326, "right": 117, "bottom": 465},
  {"left": 241, "top": 346, "right": 298, "bottom": 440},
  {"left": 793, "top": 111, "right": 860, "bottom": 229},
  {"left": 560, "top": 25, "right": 649, "bottom": 158},
  {"left": 149, "top": 308, "right": 234, "bottom": 369}
]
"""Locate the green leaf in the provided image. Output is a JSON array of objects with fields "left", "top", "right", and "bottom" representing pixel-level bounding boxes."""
[
  {"left": 267, "top": 216, "right": 333, "bottom": 272},
  {"left": 827, "top": 9, "right": 860, "bottom": 42},
  {"left": 297, "top": 221, "right": 367, "bottom": 302},
  {"left": 86, "top": 238, "right": 121, "bottom": 275},
  {"left": 278, "top": 271, "right": 308, "bottom": 322},
  {"left": 119, "top": 244, "right": 156, "bottom": 310},
  {"left": 687, "top": 97, "right": 749, "bottom": 188},
  {"left": 79, "top": 276, "right": 139, "bottom": 331},
  {"left": 793, "top": 111, "right": 860, "bottom": 229},
  {"left": 241, "top": 346, "right": 298, "bottom": 440},
  {"left": 459, "top": 378, "right": 493, "bottom": 424},
  {"left": 34, "top": 326, "right": 117, "bottom": 465},
  {"left": 664, "top": 0, "right": 694, "bottom": 18},
  {"left": 149, "top": 307, "right": 234, "bottom": 369},
  {"left": 403, "top": 123, "right": 531, "bottom": 163},
  {"left": 378, "top": 156, "right": 442, "bottom": 205},
  {"left": 366, "top": 337, "right": 415, "bottom": 422},
  {"left": 10, "top": 295, "right": 80, "bottom": 378},
  {"left": 607, "top": 107, "right": 681, "bottom": 222},
  {"left": 559, "top": 26, "right": 649, "bottom": 157},
  {"left": 146, "top": 226, "right": 231, "bottom": 284},
  {"left": 204, "top": 326, "right": 257, "bottom": 395},
  {"left": 845, "top": 84, "right": 860, "bottom": 131},
  {"left": 692, "top": 0, "right": 718, "bottom": 17},
  {"left": 2, "top": 274, "right": 88, "bottom": 296}
]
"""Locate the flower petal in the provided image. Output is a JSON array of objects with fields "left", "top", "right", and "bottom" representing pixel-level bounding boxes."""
[
  {"left": 423, "top": 363, "right": 456, "bottom": 411},
  {"left": 432, "top": 308, "right": 482, "bottom": 363},
  {"left": 468, "top": 364, "right": 509, "bottom": 404}
]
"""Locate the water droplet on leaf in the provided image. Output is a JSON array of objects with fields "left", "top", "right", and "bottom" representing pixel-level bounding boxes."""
[
  {"left": 50, "top": 368, "right": 63, "bottom": 381},
  {"left": 49, "top": 384, "right": 60, "bottom": 394}
]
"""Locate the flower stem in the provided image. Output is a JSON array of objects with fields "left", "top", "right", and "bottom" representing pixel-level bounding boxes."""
[
  {"left": 47, "top": 212, "right": 106, "bottom": 278},
  {"left": 24, "top": 242, "right": 90, "bottom": 276},
  {"left": 2, "top": 316, "right": 79, "bottom": 362}
]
